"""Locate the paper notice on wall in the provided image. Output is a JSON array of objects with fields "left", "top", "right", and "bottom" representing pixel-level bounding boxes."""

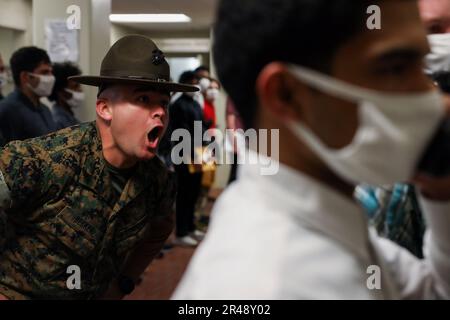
[{"left": 45, "top": 19, "right": 79, "bottom": 63}]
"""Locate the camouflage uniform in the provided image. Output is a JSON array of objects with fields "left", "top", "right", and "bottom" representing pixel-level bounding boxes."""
[{"left": 0, "top": 122, "right": 175, "bottom": 299}]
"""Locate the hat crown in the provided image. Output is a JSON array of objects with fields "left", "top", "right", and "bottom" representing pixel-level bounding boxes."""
[{"left": 100, "top": 35, "right": 170, "bottom": 81}]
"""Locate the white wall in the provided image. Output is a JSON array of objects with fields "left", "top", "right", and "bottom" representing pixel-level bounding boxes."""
[
  {"left": 90, "top": 0, "right": 111, "bottom": 81},
  {"left": 0, "top": 0, "right": 32, "bottom": 96},
  {"left": 0, "top": 0, "right": 32, "bottom": 32},
  {"left": 0, "top": 27, "right": 24, "bottom": 95}
]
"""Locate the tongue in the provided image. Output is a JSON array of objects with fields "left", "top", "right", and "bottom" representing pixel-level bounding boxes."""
[
  {"left": 148, "top": 138, "right": 158, "bottom": 149},
  {"left": 148, "top": 129, "right": 160, "bottom": 148}
]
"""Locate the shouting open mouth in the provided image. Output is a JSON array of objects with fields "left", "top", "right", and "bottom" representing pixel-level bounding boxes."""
[{"left": 147, "top": 124, "right": 164, "bottom": 150}]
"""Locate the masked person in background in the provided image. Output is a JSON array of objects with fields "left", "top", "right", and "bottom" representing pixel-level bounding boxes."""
[
  {"left": 195, "top": 66, "right": 210, "bottom": 80},
  {"left": 169, "top": 71, "right": 207, "bottom": 247},
  {"left": 48, "top": 62, "right": 83, "bottom": 130},
  {"left": 196, "top": 75, "right": 208, "bottom": 112},
  {"left": 225, "top": 97, "right": 245, "bottom": 184},
  {"left": 202, "top": 78, "right": 220, "bottom": 131},
  {"left": 195, "top": 67, "right": 212, "bottom": 110},
  {"left": 0, "top": 47, "right": 56, "bottom": 145},
  {"left": 196, "top": 78, "right": 221, "bottom": 226},
  {"left": 355, "top": 0, "right": 450, "bottom": 259},
  {"left": 424, "top": 0, "right": 450, "bottom": 91},
  {"left": 174, "top": 0, "right": 450, "bottom": 299}
]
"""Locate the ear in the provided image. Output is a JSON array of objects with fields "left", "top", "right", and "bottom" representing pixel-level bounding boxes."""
[
  {"left": 20, "top": 71, "right": 31, "bottom": 87},
  {"left": 256, "top": 62, "right": 312, "bottom": 122},
  {"left": 96, "top": 98, "right": 113, "bottom": 121}
]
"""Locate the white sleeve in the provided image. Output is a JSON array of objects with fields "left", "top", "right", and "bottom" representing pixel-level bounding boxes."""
[{"left": 373, "top": 195, "right": 450, "bottom": 299}]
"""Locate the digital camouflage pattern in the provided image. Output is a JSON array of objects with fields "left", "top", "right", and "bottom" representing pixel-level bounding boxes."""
[{"left": 0, "top": 122, "right": 175, "bottom": 299}]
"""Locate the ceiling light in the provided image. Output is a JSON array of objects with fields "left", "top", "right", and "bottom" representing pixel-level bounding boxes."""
[{"left": 109, "top": 14, "right": 192, "bottom": 23}]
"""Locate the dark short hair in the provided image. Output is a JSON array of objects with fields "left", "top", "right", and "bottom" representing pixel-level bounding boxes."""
[
  {"left": 194, "top": 65, "right": 210, "bottom": 74},
  {"left": 48, "top": 62, "right": 82, "bottom": 102},
  {"left": 10, "top": 46, "right": 51, "bottom": 87},
  {"left": 179, "top": 70, "right": 199, "bottom": 84},
  {"left": 213, "top": 0, "right": 376, "bottom": 129}
]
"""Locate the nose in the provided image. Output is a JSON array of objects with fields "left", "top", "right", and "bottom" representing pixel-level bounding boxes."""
[{"left": 152, "top": 105, "right": 167, "bottom": 123}]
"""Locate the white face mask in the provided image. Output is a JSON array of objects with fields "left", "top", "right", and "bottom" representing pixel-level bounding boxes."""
[
  {"left": 0, "top": 72, "right": 7, "bottom": 88},
  {"left": 206, "top": 88, "right": 219, "bottom": 102},
  {"left": 65, "top": 88, "right": 85, "bottom": 109},
  {"left": 186, "top": 85, "right": 202, "bottom": 99},
  {"left": 27, "top": 73, "right": 55, "bottom": 97},
  {"left": 286, "top": 64, "right": 445, "bottom": 186},
  {"left": 199, "top": 77, "right": 211, "bottom": 92},
  {"left": 425, "top": 33, "right": 450, "bottom": 74}
]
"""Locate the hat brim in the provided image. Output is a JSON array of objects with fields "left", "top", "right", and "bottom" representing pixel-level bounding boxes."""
[{"left": 68, "top": 75, "right": 199, "bottom": 93}]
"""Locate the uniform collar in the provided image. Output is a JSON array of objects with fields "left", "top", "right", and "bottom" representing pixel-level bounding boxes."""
[{"left": 239, "top": 150, "right": 372, "bottom": 263}]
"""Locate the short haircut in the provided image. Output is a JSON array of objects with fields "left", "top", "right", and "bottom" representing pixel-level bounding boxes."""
[
  {"left": 194, "top": 65, "right": 210, "bottom": 74},
  {"left": 10, "top": 46, "right": 51, "bottom": 87},
  {"left": 213, "top": 0, "right": 377, "bottom": 129},
  {"left": 48, "top": 62, "right": 82, "bottom": 102},
  {"left": 179, "top": 70, "right": 199, "bottom": 84}
]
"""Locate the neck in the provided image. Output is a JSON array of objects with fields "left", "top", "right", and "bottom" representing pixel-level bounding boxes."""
[
  {"left": 103, "top": 145, "right": 137, "bottom": 169},
  {"left": 20, "top": 85, "right": 40, "bottom": 107},
  {"left": 57, "top": 98, "right": 74, "bottom": 115},
  {"left": 279, "top": 147, "right": 355, "bottom": 200},
  {"left": 97, "top": 120, "right": 137, "bottom": 169},
  {"left": 259, "top": 118, "right": 355, "bottom": 200}
]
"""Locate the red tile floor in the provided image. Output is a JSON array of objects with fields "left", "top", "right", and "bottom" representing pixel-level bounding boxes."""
[{"left": 125, "top": 188, "right": 222, "bottom": 300}]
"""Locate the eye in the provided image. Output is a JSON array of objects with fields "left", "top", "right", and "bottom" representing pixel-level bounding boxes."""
[
  {"left": 387, "top": 63, "right": 408, "bottom": 75},
  {"left": 375, "top": 61, "right": 411, "bottom": 77},
  {"left": 137, "top": 95, "right": 150, "bottom": 104},
  {"left": 160, "top": 100, "right": 169, "bottom": 109}
]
